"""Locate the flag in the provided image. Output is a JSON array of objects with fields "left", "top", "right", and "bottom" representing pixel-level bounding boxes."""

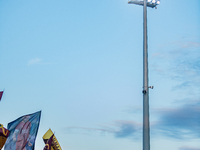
[
  {"left": 4, "top": 111, "right": 41, "bottom": 150},
  {"left": 43, "top": 134, "right": 53, "bottom": 150},
  {"left": 0, "top": 124, "right": 10, "bottom": 149},
  {"left": 0, "top": 91, "right": 3, "bottom": 101},
  {"left": 43, "top": 129, "right": 62, "bottom": 150}
]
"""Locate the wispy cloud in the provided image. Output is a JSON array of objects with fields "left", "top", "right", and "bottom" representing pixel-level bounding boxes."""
[
  {"left": 116, "top": 100, "right": 200, "bottom": 140},
  {"left": 27, "top": 58, "right": 54, "bottom": 66},
  {"left": 65, "top": 121, "right": 142, "bottom": 139},
  {"left": 113, "top": 120, "right": 141, "bottom": 138},
  {"left": 151, "top": 38, "right": 200, "bottom": 92},
  {"left": 66, "top": 126, "right": 114, "bottom": 134},
  {"left": 179, "top": 146, "right": 200, "bottom": 150},
  {"left": 175, "top": 41, "right": 200, "bottom": 49},
  {"left": 153, "top": 100, "right": 200, "bottom": 139},
  {"left": 27, "top": 58, "right": 43, "bottom": 66},
  {"left": 65, "top": 99, "right": 200, "bottom": 140}
]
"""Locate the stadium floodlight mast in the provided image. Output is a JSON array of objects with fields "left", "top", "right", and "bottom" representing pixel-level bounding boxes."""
[{"left": 128, "top": 0, "right": 160, "bottom": 150}]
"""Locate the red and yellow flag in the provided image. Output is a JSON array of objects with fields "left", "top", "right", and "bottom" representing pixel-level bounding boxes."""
[
  {"left": 0, "top": 124, "right": 10, "bottom": 149},
  {"left": 43, "top": 134, "right": 54, "bottom": 150},
  {"left": 43, "top": 129, "right": 62, "bottom": 150}
]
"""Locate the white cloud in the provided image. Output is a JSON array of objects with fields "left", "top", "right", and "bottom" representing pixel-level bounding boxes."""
[
  {"left": 179, "top": 146, "right": 200, "bottom": 150},
  {"left": 27, "top": 58, "right": 43, "bottom": 66}
]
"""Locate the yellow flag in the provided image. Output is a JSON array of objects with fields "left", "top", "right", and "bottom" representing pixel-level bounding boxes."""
[
  {"left": 43, "top": 129, "right": 62, "bottom": 150},
  {"left": 0, "top": 124, "right": 10, "bottom": 149}
]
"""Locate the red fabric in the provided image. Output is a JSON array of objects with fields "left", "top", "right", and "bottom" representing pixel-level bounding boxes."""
[
  {"left": 0, "top": 125, "right": 10, "bottom": 138},
  {"left": 0, "top": 125, "right": 10, "bottom": 150},
  {"left": 0, "top": 91, "right": 3, "bottom": 101}
]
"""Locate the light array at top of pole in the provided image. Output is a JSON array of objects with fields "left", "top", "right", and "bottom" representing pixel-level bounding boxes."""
[{"left": 128, "top": 0, "right": 160, "bottom": 8}]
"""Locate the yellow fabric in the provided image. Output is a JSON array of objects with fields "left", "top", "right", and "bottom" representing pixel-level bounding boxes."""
[
  {"left": 0, "top": 124, "right": 9, "bottom": 149},
  {"left": 0, "top": 136, "right": 7, "bottom": 149},
  {"left": 43, "top": 129, "right": 62, "bottom": 150}
]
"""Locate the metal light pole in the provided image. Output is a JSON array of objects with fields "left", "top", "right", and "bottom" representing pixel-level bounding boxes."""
[
  {"left": 128, "top": 1, "right": 160, "bottom": 150},
  {"left": 143, "top": 1, "right": 150, "bottom": 149}
]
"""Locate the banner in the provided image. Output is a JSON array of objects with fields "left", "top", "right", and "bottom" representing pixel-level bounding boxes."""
[
  {"left": 4, "top": 111, "right": 41, "bottom": 150},
  {"left": 43, "top": 129, "right": 62, "bottom": 150},
  {"left": 43, "top": 134, "right": 53, "bottom": 150},
  {"left": 0, "top": 91, "right": 3, "bottom": 101},
  {"left": 0, "top": 124, "right": 10, "bottom": 149}
]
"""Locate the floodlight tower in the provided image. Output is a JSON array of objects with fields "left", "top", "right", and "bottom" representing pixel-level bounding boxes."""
[{"left": 128, "top": 0, "right": 160, "bottom": 150}]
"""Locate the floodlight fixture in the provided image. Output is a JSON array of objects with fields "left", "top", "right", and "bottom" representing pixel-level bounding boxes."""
[
  {"left": 157, "top": 0, "right": 160, "bottom": 4},
  {"left": 128, "top": 0, "right": 160, "bottom": 8}
]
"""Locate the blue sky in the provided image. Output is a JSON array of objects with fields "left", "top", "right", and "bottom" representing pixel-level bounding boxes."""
[{"left": 0, "top": 0, "right": 200, "bottom": 150}]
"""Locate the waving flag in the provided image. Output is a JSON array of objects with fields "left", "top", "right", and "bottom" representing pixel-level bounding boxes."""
[
  {"left": 0, "top": 91, "right": 3, "bottom": 101},
  {"left": 0, "top": 124, "right": 10, "bottom": 149},
  {"left": 43, "top": 129, "right": 62, "bottom": 150},
  {"left": 4, "top": 111, "right": 41, "bottom": 150},
  {"left": 43, "top": 134, "right": 53, "bottom": 150}
]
